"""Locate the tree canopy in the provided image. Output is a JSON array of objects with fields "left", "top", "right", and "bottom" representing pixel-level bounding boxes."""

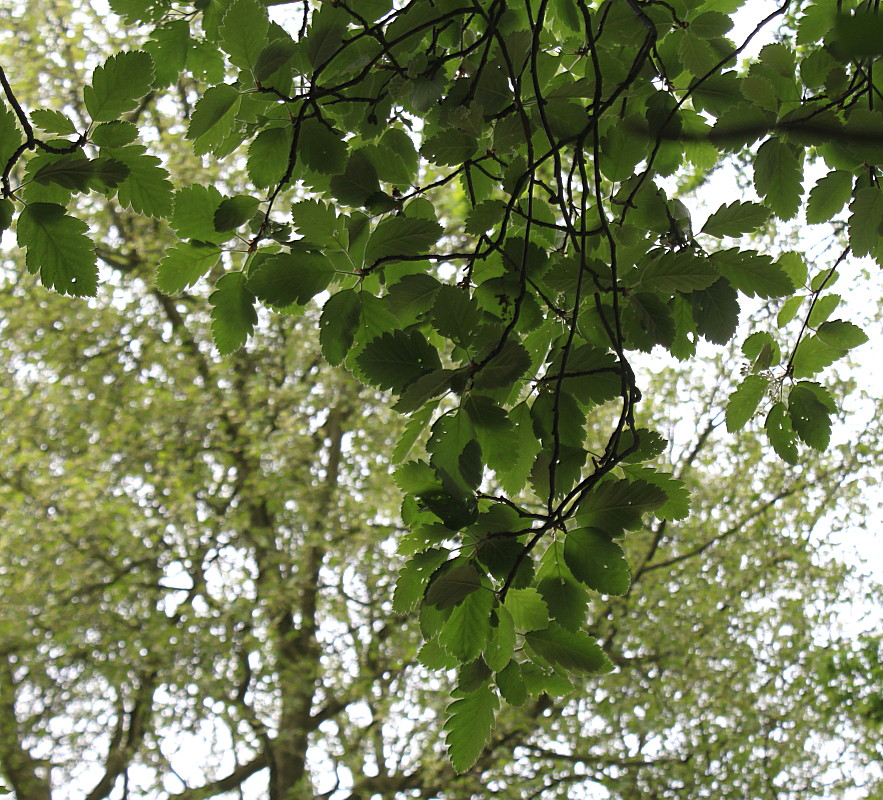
[{"left": 1, "top": 0, "right": 883, "bottom": 788}]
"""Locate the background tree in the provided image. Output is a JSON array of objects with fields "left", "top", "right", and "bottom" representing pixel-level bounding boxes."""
[
  {"left": 0, "top": 0, "right": 883, "bottom": 792},
  {"left": 2, "top": 249, "right": 882, "bottom": 799}
]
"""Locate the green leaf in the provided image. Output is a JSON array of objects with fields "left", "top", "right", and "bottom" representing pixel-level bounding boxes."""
[
  {"left": 690, "top": 71, "right": 743, "bottom": 117},
  {"left": 463, "top": 395, "right": 512, "bottom": 433},
  {"left": 209, "top": 272, "right": 257, "bottom": 354},
  {"left": 725, "top": 374, "right": 769, "bottom": 432},
  {"left": 422, "top": 130, "right": 478, "bottom": 166},
  {"left": 392, "top": 401, "right": 439, "bottom": 464},
  {"left": 625, "top": 293, "right": 675, "bottom": 351},
  {"left": 393, "top": 369, "right": 457, "bottom": 413},
  {"left": 635, "top": 251, "right": 719, "bottom": 293},
  {"left": 253, "top": 38, "right": 297, "bottom": 82},
  {"left": 364, "top": 217, "right": 443, "bottom": 265},
  {"left": 808, "top": 293, "right": 841, "bottom": 327},
  {"left": 806, "top": 170, "right": 852, "bottom": 224},
  {"left": 214, "top": 195, "right": 260, "bottom": 232},
  {"left": 691, "top": 278, "right": 740, "bottom": 344},
  {"left": 678, "top": 29, "right": 719, "bottom": 75},
  {"left": 376, "top": 127, "right": 419, "bottom": 184},
  {"left": 29, "top": 109, "right": 77, "bottom": 136},
  {"left": 84, "top": 51, "right": 154, "bottom": 122},
  {"left": 495, "top": 660, "right": 528, "bottom": 706},
  {"left": 493, "top": 401, "right": 542, "bottom": 495},
  {"left": 423, "top": 490, "right": 477, "bottom": 538},
  {"left": 765, "top": 401, "right": 799, "bottom": 464},
  {"left": 298, "top": 118, "right": 348, "bottom": 176},
  {"left": 525, "top": 624, "right": 614, "bottom": 674},
  {"left": 105, "top": 145, "right": 174, "bottom": 218},
  {"left": 84, "top": 156, "right": 131, "bottom": 190},
  {"left": 503, "top": 588, "right": 549, "bottom": 632},
  {"left": 473, "top": 340, "right": 532, "bottom": 390},
  {"left": 711, "top": 249, "right": 794, "bottom": 299},
  {"left": 0, "top": 198, "right": 12, "bottom": 233},
  {"left": 432, "top": 285, "right": 484, "bottom": 349},
  {"left": 623, "top": 465, "right": 691, "bottom": 521},
  {"left": 428, "top": 411, "right": 481, "bottom": 494},
  {"left": 848, "top": 188, "right": 883, "bottom": 257},
  {"left": 791, "top": 335, "right": 844, "bottom": 379},
  {"left": 536, "top": 576, "right": 589, "bottom": 631},
  {"left": 187, "top": 84, "right": 241, "bottom": 156},
  {"left": 17, "top": 203, "right": 97, "bottom": 297},
  {"left": 319, "top": 289, "right": 361, "bottom": 366},
  {"left": 777, "top": 251, "right": 807, "bottom": 290},
  {"left": 306, "top": 5, "right": 350, "bottom": 70},
  {"left": 740, "top": 72, "right": 779, "bottom": 113},
  {"left": 248, "top": 127, "right": 292, "bottom": 189},
  {"left": 356, "top": 329, "right": 442, "bottom": 392},
  {"left": 466, "top": 200, "right": 507, "bottom": 235},
  {"left": 91, "top": 121, "right": 138, "bottom": 148},
  {"left": 439, "top": 587, "right": 494, "bottom": 661},
  {"left": 485, "top": 608, "right": 516, "bottom": 671},
  {"left": 599, "top": 121, "right": 647, "bottom": 181},
  {"left": 220, "top": 0, "right": 269, "bottom": 71},
  {"left": 690, "top": 10, "right": 733, "bottom": 37},
  {"left": 144, "top": 19, "right": 190, "bottom": 87},
  {"left": 418, "top": 639, "right": 459, "bottom": 670},
  {"left": 701, "top": 201, "right": 771, "bottom": 237},
  {"left": 834, "top": 11, "right": 883, "bottom": 57},
  {"left": 443, "top": 685, "right": 499, "bottom": 773},
  {"left": 330, "top": 151, "right": 385, "bottom": 208},
  {"left": 393, "top": 549, "right": 451, "bottom": 614},
  {"left": 788, "top": 383, "right": 832, "bottom": 450},
  {"left": 777, "top": 295, "right": 805, "bottom": 328},
  {"left": 108, "top": 0, "right": 166, "bottom": 23},
  {"left": 458, "top": 658, "right": 492, "bottom": 693},
  {"left": 564, "top": 527, "right": 631, "bottom": 595},
  {"left": 425, "top": 560, "right": 483, "bottom": 609},
  {"left": 384, "top": 273, "right": 442, "bottom": 322},
  {"left": 171, "top": 185, "right": 226, "bottom": 243},
  {"left": 156, "top": 241, "right": 221, "bottom": 294},
  {"left": 291, "top": 200, "right": 343, "bottom": 247},
  {"left": 33, "top": 154, "right": 129, "bottom": 192},
  {"left": 247, "top": 250, "right": 334, "bottom": 308},
  {"left": 754, "top": 138, "right": 803, "bottom": 220},
  {"left": 800, "top": 47, "right": 839, "bottom": 89},
  {"left": 575, "top": 479, "right": 667, "bottom": 536},
  {"left": 742, "top": 331, "right": 780, "bottom": 370},
  {"left": 816, "top": 320, "right": 868, "bottom": 350}
]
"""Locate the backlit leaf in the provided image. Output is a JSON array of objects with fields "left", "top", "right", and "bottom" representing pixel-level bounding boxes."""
[
  {"left": 701, "top": 201, "right": 771, "bottom": 237},
  {"left": 364, "top": 217, "right": 443, "bottom": 265},
  {"left": 393, "top": 549, "right": 450, "bottom": 613},
  {"left": 789, "top": 383, "right": 832, "bottom": 450},
  {"left": 575, "top": 479, "right": 667, "bottom": 536},
  {"left": 156, "top": 241, "right": 221, "bottom": 294},
  {"left": 356, "top": 329, "right": 442, "bottom": 392},
  {"left": 209, "top": 272, "right": 257, "bottom": 354},
  {"left": 806, "top": 170, "right": 852, "bottom": 224},
  {"left": 503, "top": 588, "right": 549, "bottom": 632},
  {"left": 247, "top": 250, "right": 334, "bottom": 308},
  {"left": 443, "top": 685, "right": 499, "bottom": 773},
  {"left": 525, "top": 624, "right": 613, "bottom": 674},
  {"left": 726, "top": 374, "right": 769, "bottom": 432},
  {"left": 754, "top": 138, "right": 803, "bottom": 220},
  {"left": 17, "top": 203, "right": 97, "bottom": 297},
  {"left": 439, "top": 587, "right": 494, "bottom": 661},
  {"left": 84, "top": 51, "right": 154, "bottom": 122},
  {"left": 220, "top": 0, "right": 269, "bottom": 71},
  {"left": 564, "top": 527, "right": 631, "bottom": 595}
]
